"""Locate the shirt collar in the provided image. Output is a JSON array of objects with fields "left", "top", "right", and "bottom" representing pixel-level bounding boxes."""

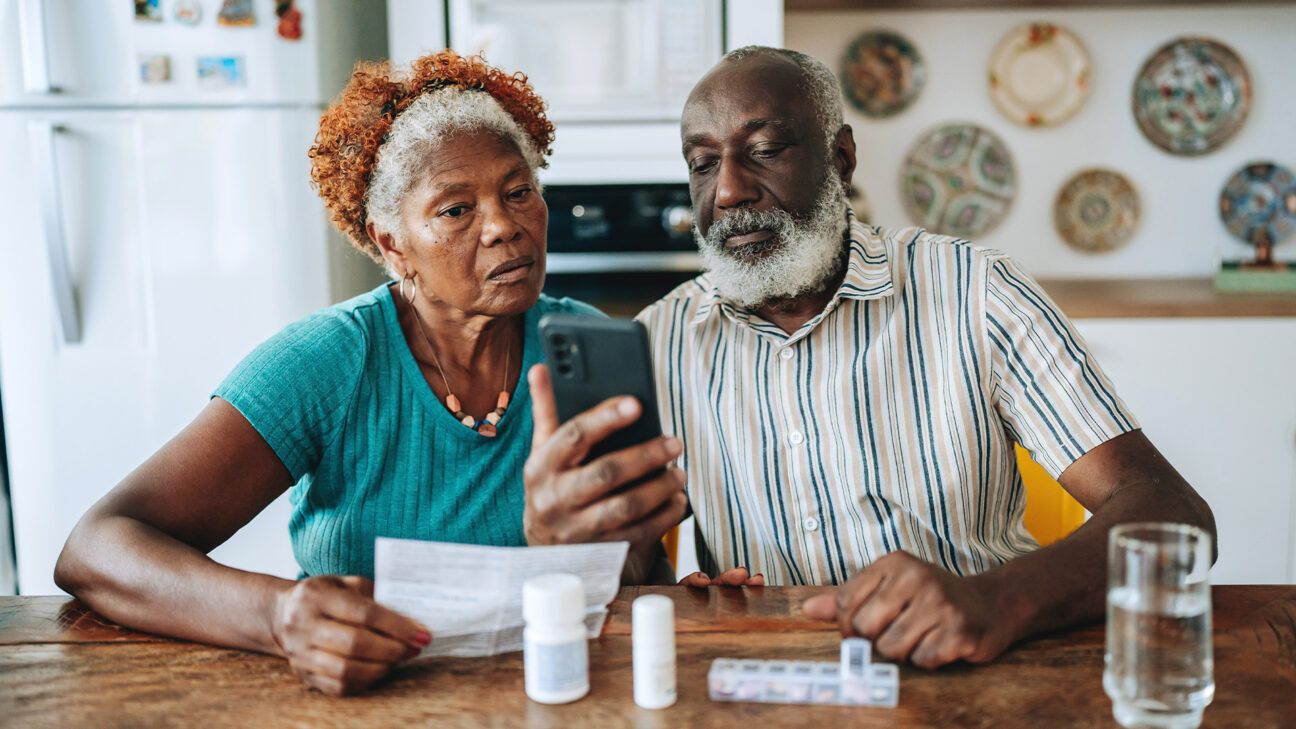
[{"left": 691, "top": 211, "right": 894, "bottom": 328}]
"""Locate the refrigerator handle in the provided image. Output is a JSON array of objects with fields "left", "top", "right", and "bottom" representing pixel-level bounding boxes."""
[
  {"left": 17, "top": 0, "right": 58, "bottom": 94},
  {"left": 28, "top": 122, "right": 82, "bottom": 344}
]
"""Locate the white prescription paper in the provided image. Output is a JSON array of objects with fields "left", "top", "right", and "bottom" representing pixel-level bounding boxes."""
[{"left": 373, "top": 538, "right": 629, "bottom": 658}]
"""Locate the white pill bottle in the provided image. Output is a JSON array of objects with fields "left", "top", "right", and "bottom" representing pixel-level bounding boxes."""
[
  {"left": 522, "top": 573, "right": 590, "bottom": 704},
  {"left": 632, "top": 594, "right": 677, "bottom": 709}
]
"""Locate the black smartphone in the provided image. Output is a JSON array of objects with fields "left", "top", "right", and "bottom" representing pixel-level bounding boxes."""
[{"left": 537, "top": 314, "right": 663, "bottom": 463}]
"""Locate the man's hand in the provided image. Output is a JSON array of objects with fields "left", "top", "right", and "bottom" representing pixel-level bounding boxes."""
[
  {"left": 271, "top": 576, "right": 430, "bottom": 696},
  {"left": 523, "top": 364, "right": 689, "bottom": 573},
  {"left": 800, "top": 551, "right": 1021, "bottom": 669},
  {"left": 678, "top": 566, "right": 765, "bottom": 587}
]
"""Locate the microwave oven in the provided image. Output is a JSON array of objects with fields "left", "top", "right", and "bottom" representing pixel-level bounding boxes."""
[
  {"left": 387, "top": 0, "right": 782, "bottom": 184},
  {"left": 447, "top": 0, "right": 724, "bottom": 123}
]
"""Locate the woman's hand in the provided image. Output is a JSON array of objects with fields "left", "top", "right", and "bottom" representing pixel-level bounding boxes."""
[
  {"left": 271, "top": 575, "right": 431, "bottom": 696},
  {"left": 523, "top": 364, "right": 689, "bottom": 565}
]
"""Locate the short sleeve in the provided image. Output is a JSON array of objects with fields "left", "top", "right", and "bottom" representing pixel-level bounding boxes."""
[
  {"left": 212, "top": 312, "right": 366, "bottom": 481},
  {"left": 984, "top": 254, "right": 1139, "bottom": 477}
]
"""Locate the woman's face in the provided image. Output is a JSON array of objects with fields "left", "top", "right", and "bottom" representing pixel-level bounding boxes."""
[{"left": 391, "top": 130, "right": 547, "bottom": 317}]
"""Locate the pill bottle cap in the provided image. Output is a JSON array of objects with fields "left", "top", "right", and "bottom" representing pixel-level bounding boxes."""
[
  {"left": 523, "top": 573, "right": 585, "bottom": 627},
  {"left": 632, "top": 594, "right": 675, "bottom": 657}
]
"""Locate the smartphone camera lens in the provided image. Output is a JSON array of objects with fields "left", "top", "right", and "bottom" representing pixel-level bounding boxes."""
[
  {"left": 556, "top": 363, "right": 573, "bottom": 377},
  {"left": 551, "top": 334, "right": 569, "bottom": 350}
]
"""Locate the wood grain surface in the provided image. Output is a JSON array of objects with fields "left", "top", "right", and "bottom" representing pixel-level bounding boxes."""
[
  {"left": 2, "top": 586, "right": 1293, "bottom": 728},
  {"left": 1037, "top": 279, "right": 1296, "bottom": 319},
  {"left": 584, "top": 279, "right": 1296, "bottom": 321}
]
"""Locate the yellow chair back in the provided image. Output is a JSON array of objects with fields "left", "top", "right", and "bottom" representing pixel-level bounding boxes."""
[
  {"left": 1017, "top": 444, "right": 1087, "bottom": 546},
  {"left": 662, "top": 444, "right": 1086, "bottom": 574},
  {"left": 663, "top": 524, "right": 680, "bottom": 571}
]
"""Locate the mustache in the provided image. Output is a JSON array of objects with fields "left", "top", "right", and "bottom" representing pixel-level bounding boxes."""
[{"left": 703, "top": 207, "right": 795, "bottom": 249}]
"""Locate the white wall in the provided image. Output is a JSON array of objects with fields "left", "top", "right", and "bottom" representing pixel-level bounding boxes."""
[{"left": 786, "top": 4, "right": 1296, "bottom": 278}]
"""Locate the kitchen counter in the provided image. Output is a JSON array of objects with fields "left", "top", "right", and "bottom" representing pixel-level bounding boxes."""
[
  {"left": 1, "top": 586, "right": 1294, "bottom": 727},
  {"left": 1038, "top": 278, "right": 1296, "bottom": 319},
  {"left": 582, "top": 277, "right": 1296, "bottom": 320}
]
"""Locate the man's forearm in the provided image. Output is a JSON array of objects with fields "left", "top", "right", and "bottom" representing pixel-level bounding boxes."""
[{"left": 978, "top": 479, "right": 1217, "bottom": 645}]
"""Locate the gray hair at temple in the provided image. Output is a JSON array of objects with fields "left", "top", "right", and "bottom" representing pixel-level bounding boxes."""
[
  {"left": 722, "top": 45, "right": 845, "bottom": 155},
  {"left": 365, "top": 87, "right": 545, "bottom": 247}
]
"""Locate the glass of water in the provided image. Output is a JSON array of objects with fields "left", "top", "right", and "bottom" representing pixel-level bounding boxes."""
[{"left": 1104, "top": 522, "right": 1214, "bottom": 729}]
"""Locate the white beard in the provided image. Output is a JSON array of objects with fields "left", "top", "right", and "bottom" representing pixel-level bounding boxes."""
[{"left": 696, "top": 171, "right": 850, "bottom": 310}]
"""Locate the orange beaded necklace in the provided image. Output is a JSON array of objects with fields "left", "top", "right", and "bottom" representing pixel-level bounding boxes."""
[{"left": 402, "top": 276, "right": 511, "bottom": 438}]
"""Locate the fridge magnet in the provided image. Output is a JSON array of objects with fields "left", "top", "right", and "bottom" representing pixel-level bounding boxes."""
[
  {"left": 173, "top": 0, "right": 203, "bottom": 26},
  {"left": 839, "top": 30, "right": 925, "bottom": 118},
  {"left": 134, "top": 0, "right": 163, "bottom": 23},
  {"left": 988, "top": 23, "right": 1090, "bottom": 128},
  {"left": 1133, "top": 37, "right": 1251, "bottom": 156},
  {"left": 197, "top": 56, "right": 246, "bottom": 88},
  {"left": 217, "top": 0, "right": 256, "bottom": 27},
  {"left": 276, "top": 1, "right": 303, "bottom": 41},
  {"left": 900, "top": 122, "right": 1016, "bottom": 239},
  {"left": 138, "top": 54, "right": 172, "bottom": 84},
  {"left": 1053, "top": 169, "right": 1140, "bottom": 253}
]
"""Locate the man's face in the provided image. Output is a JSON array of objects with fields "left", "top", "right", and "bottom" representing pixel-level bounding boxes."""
[
  {"left": 680, "top": 55, "right": 856, "bottom": 308},
  {"left": 681, "top": 56, "right": 838, "bottom": 247}
]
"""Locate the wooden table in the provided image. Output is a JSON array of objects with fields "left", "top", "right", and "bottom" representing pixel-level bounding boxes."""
[{"left": 2, "top": 586, "right": 1294, "bottom": 727}]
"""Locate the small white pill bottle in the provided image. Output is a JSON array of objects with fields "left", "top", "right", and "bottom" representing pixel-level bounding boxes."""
[
  {"left": 522, "top": 573, "right": 589, "bottom": 704},
  {"left": 632, "top": 594, "right": 677, "bottom": 709}
]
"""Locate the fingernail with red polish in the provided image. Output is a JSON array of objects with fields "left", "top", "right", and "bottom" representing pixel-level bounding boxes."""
[{"left": 414, "top": 631, "right": 431, "bottom": 646}]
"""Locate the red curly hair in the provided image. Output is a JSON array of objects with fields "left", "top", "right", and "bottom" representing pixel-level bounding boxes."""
[{"left": 308, "top": 50, "right": 555, "bottom": 261}]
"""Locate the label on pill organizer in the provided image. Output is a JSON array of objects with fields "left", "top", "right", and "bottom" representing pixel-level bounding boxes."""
[{"left": 525, "top": 640, "right": 588, "bottom": 693}]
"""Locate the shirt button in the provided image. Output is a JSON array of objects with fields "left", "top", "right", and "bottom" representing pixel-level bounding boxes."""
[
  {"left": 788, "top": 431, "right": 804, "bottom": 445},
  {"left": 803, "top": 517, "right": 819, "bottom": 532},
  {"left": 779, "top": 348, "right": 794, "bottom": 360}
]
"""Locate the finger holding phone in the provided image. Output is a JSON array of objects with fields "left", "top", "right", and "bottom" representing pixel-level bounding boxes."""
[{"left": 523, "top": 316, "right": 688, "bottom": 584}]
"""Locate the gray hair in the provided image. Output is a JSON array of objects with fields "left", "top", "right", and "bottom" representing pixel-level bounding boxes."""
[
  {"left": 722, "top": 45, "right": 844, "bottom": 153},
  {"left": 365, "top": 86, "right": 545, "bottom": 244}
]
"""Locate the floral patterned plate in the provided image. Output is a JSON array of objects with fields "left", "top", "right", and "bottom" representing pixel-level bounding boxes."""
[
  {"left": 900, "top": 123, "right": 1016, "bottom": 239},
  {"left": 988, "top": 23, "right": 1091, "bottom": 128},
  {"left": 1132, "top": 37, "right": 1251, "bottom": 156},
  {"left": 1219, "top": 162, "right": 1296, "bottom": 247},
  {"left": 1054, "top": 169, "right": 1140, "bottom": 253},
  {"left": 840, "top": 30, "right": 926, "bottom": 118}
]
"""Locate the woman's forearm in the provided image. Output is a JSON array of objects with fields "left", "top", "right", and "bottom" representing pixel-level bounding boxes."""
[{"left": 54, "top": 513, "right": 293, "bottom": 655}]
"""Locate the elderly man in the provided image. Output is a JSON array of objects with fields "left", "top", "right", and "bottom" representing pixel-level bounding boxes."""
[{"left": 524, "top": 45, "right": 1215, "bottom": 669}]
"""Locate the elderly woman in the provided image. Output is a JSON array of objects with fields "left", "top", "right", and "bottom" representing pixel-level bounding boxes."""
[{"left": 53, "top": 52, "right": 687, "bottom": 696}]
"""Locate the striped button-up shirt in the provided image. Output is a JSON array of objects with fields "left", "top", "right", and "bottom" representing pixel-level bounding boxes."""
[{"left": 637, "top": 219, "right": 1138, "bottom": 585}]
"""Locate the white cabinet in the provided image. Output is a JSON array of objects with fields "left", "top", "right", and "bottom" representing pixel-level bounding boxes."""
[{"left": 1075, "top": 318, "right": 1296, "bottom": 584}]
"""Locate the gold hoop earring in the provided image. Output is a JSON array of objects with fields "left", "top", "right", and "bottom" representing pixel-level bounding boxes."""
[{"left": 400, "top": 273, "right": 418, "bottom": 304}]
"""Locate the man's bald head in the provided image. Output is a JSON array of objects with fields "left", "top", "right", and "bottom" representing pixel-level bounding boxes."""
[{"left": 687, "top": 46, "right": 845, "bottom": 157}]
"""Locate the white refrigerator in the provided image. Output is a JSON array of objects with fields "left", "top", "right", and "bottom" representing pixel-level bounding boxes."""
[{"left": 0, "top": 0, "right": 387, "bottom": 595}]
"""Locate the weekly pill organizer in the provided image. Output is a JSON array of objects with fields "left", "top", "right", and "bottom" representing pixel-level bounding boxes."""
[{"left": 707, "top": 639, "right": 899, "bottom": 708}]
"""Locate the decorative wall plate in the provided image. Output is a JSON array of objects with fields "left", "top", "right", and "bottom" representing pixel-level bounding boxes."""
[
  {"left": 1132, "top": 37, "right": 1251, "bottom": 156},
  {"left": 1054, "top": 169, "right": 1140, "bottom": 253},
  {"left": 988, "top": 23, "right": 1090, "bottom": 128},
  {"left": 900, "top": 123, "right": 1016, "bottom": 239},
  {"left": 1219, "top": 162, "right": 1296, "bottom": 247},
  {"left": 840, "top": 30, "right": 926, "bottom": 118}
]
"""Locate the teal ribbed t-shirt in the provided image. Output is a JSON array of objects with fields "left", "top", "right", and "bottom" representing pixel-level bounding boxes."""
[{"left": 213, "top": 283, "right": 602, "bottom": 579}]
